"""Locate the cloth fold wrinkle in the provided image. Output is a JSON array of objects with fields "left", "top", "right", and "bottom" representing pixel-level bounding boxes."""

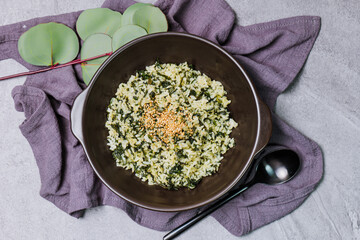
[
  {"left": 11, "top": 86, "right": 64, "bottom": 198},
  {"left": 0, "top": 0, "right": 323, "bottom": 236},
  {"left": 154, "top": 0, "right": 236, "bottom": 43}
]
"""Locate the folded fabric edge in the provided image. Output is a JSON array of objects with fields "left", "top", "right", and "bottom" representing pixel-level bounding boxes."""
[
  {"left": 247, "top": 194, "right": 309, "bottom": 234},
  {"left": 273, "top": 16, "right": 321, "bottom": 99},
  {"left": 264, "top": 16, "right": 321, "bottom": 107},
  {"left": 211, "top": 207, "right": 250, "bottom": 236},
  {"left": 11, "top": 85, "right": 51, "bottom": 132},
  {"left": 238, "top": 15, "right": 320, "bottom": 32}
]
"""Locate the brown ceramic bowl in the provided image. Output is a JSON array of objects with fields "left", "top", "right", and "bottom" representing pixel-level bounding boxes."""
[{"left": 70, "top": 32, "right": 272, "bottom": 212}]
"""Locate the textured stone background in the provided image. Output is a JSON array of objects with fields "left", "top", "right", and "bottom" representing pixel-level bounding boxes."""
[{"left": 0, "top": 0, "right": 359, "bottom": 239}]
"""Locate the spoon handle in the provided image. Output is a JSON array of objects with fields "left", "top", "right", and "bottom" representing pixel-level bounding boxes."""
[{"left": 163, "top": 185, "right": 250, "bottom": 240}]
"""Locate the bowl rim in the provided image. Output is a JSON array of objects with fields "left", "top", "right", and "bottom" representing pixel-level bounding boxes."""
[{"left": 75, "top": 32, "right": 263, "bottom": 212}]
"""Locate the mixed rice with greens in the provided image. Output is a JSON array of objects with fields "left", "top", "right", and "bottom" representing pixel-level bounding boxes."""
[{"left": 105, "top": 62, "right": 238, "bottom": 189}]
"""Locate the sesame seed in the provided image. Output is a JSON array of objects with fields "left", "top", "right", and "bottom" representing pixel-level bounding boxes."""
[{"left": 140, "top": 100, "right": 192, "bottom": 143}]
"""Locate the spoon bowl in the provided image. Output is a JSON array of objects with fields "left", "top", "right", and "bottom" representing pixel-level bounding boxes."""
[{"left": 255, "top": 149, "right": 300, "bottom": 185}]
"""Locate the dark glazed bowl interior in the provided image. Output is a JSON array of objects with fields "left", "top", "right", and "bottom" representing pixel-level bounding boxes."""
[{"left": 82, "top": 32, "right": 260, "bottom": 211}]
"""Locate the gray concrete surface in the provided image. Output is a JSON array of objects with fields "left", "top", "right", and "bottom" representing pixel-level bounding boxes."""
[{"left": 0, "top": 0, "right": 359, "bottom": 239}]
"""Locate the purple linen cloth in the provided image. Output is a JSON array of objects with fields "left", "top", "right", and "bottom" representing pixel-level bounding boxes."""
[{"left": 0, "top": 0, "right": 323, "bottom": 236}]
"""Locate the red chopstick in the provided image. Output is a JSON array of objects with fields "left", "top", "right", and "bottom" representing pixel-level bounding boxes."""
[{"left": 0, "top": 52, "right": 113, "bottom": 81}]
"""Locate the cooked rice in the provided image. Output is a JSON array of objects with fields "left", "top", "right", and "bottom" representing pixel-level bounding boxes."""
[{"left": 105, "top": 62, "right": 238, "bottom": 189}]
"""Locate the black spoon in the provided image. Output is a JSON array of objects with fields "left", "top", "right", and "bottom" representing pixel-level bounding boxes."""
[{"left": 163, "top": 149, "right": 300, "bottom": 240}]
